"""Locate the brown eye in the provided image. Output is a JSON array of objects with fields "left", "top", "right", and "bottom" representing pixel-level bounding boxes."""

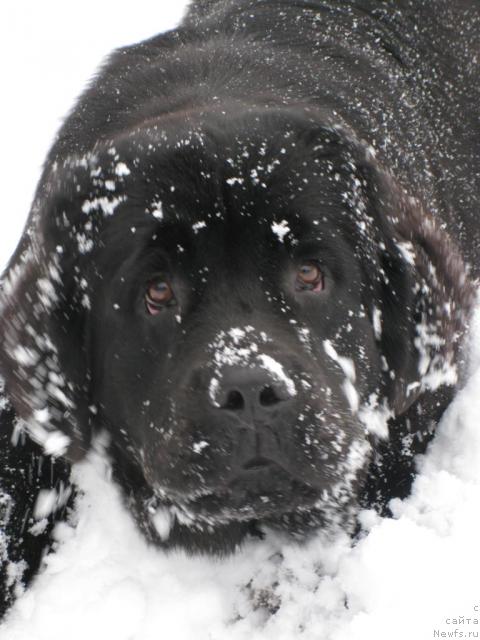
[
  {"left": 145, "top": 279, "right": 175, "bottom": 314},
  {"left": 296, "top": 262, "right": 324, "bottom": 292}
]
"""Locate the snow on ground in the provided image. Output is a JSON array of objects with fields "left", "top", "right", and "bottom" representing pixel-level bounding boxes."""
[
  {"left": 1, "top": 306, "right": 479, "bottom": 640},
  {"left": 2, "top": 3, "right": 480, "bottom": 639}
]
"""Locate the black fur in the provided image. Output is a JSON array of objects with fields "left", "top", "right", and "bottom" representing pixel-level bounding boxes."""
[
  {"left": 0, "top": 390, "right": 71, "bottom": 618},
  {"left": 1, "top": 0, "right": 479, "bottom": 616}
]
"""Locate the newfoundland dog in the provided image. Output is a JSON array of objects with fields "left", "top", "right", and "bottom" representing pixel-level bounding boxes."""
[{"left": 1, "top": 0, "right": 479, "bottom": 617}]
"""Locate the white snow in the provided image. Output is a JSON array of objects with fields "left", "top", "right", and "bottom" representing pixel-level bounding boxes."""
[
  {"left": 149, "top": 200, "right": 164, "bottom": 220},
  {"left": 26, "top": 418, "right": 71, "bottom": 458},
  {"left": 150, "top": 506, "right": 174, "bottom": 542},
  {"left": 372, "top": 307, "right": 382, "bottom": 341},
  {"left": 396, "top": 240, "right": 416, "bottom": 266},
  {"left": 256, "top": 354, "right": 297, "bottom": 397},
  {"left": 358, "top": 393, "right": 391, "bottom": 440},
  {"left": 208, "top": 377, "right": 220, "bottom": 407},
  {"left": 271, "top": 220, "right": 291, "bottom": 243},
  {"left": 1, "top": 3, "right": 480, "bottom": 640},
  {"left": 192, "top": 221, "right": 207, "bottom": 233},
  {"left": 12, "top": 346, "right": 40, "bottom": 368},
  {"left": 115, "top": 162, "right": 131, "bottom": 177},
  {"left": 81, "top": 195, "right": 126, "bottom": 217},
  {"left": 192, "top": 441, "right": 209, "bottom": 454},
  {"left": 323, "top": 340, "right": 359, "bottom": 413}
]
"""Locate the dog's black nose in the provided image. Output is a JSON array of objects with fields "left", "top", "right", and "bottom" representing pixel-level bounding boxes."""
[{"left": 212, "top": 366, "right": 295, "bottom": 419}]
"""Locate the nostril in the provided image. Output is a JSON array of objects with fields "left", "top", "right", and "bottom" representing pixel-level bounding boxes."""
[
  {"left": 259, "top": 385, "right": 282, "bottom": 406},
  {"left": 223, "top": 389, "right": 245, "bottom": 411}
]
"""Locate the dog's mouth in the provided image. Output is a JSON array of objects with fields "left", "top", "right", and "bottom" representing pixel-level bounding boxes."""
[
  {"left": 150, "top": 464, "right": 322, "bottom": 526},
  {"left": 241, "top": 456, "right": 277, "bottom": 471}
]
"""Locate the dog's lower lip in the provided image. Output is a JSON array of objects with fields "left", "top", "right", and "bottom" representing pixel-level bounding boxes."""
[{"left": 241, "top": 456, "right": 275, "bottom": 470}]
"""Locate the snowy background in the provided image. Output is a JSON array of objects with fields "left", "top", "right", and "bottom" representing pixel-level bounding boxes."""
[{"left": 1, "top": 2, "right": 480, "bottom": 639}]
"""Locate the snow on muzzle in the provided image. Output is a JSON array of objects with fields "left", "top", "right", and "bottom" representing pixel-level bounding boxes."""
[{"left": 206, "top": 326, "right": 298, "bottom": 413}]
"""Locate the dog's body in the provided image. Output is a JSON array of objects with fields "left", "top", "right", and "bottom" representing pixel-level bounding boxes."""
[{"left": 1, "top": 0, "right": 479, "bottom": 616}]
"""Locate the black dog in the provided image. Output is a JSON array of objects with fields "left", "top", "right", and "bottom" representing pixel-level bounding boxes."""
[{"left": 1, "top": 0, "right": 479, "bottom": 617}]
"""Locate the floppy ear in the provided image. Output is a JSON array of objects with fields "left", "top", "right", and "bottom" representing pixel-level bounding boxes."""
[
  {"left": 346, "top": 147, "right": 476, "bottom": 415},
  {"left": 304, "top": 117, "right": 475, "bottom": 413},
  {"left": 0, "top": 161, "right": 103, "bottom": 461},
  {"left": 0, "top": 141, "right": 139, "bottom": 461}
]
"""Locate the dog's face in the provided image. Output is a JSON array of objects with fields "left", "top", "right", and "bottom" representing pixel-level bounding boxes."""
[
  {"left": 0, "top": 107, "right": 470, "bottom": 541},
  {"left": 88, "top": 110, "right": 387, "bottom": 531}
]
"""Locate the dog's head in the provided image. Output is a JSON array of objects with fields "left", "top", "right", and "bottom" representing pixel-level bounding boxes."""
[{"left": 0, "top": 106, "right": 473, "bottom": 543}]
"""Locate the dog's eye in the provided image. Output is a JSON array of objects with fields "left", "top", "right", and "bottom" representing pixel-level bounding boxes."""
[
  {"left": 296, "top": 262, "right": 324, "bottom": 292},
  {"left": 145, "top": 279, "right": 175, "bottom": 314}
]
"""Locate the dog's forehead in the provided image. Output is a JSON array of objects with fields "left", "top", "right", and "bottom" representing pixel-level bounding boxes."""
[
  {"left": 55, "top": 111, "right": 355, "bottom": 272},
  {"left": 121, "top": 124, "right": 342, "bottom": 228}
]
